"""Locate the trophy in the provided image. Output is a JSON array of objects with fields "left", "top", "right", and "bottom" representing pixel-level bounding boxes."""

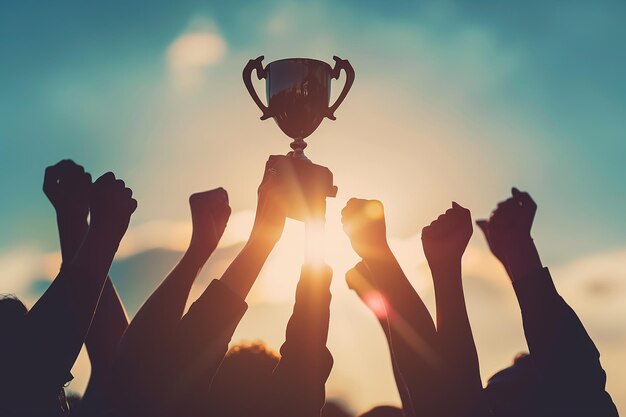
[{"left": 243, "top": 56, "right": 355, "bottom": 222}]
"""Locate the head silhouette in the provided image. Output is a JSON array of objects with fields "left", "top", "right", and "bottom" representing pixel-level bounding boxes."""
[
  {"left": 0, "top": 295, "right": 27, "bottom": 344},
  {"left": 485, "top": 352, "right": 543, "bottom": 417},
  {"left": 0, "top": 296, "right": 70, "bottom": 416},
  {"left": 358, "top": 405, "right": 404, "bottom": 417},
  {"left": 322, "top": 400, "right": 352, "bottom": 417},
  {"left": 207, "top": 341, "right": 280, "bottom": 416}
]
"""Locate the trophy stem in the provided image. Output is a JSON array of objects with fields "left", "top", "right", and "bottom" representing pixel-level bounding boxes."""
[{"left": 290, "top": 138, "right": 310, "bottom": 161}]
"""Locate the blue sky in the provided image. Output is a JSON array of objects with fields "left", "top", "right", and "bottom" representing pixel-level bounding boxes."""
[
  {"left": 1, "top": 0, "right": 625, "bottom": 258},
  {"left": 1, "top": 0, "right": 625, "bottom": 413}
]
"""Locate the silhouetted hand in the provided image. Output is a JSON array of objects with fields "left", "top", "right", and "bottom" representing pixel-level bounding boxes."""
[
  {"left": 250, "top": 158, "right": 287, "bottom": 246},
  {"left": 345, "top": 261, "right": 373, "bottom": 293},
  {"left": 43, "top": 159, "right": 92, "bottom": 220},
  {"left": 189, "top": 188, "right": 231, "bottom": 261},
  {"left": 341, "top": 198, "right": 390, "bottom": 260},
  {"left": 477, "top": 188, "right": 541, "bottom": 281},
  {"left": 89, "top": 172, "right": 137, "bottom": 244},
  {"left": 422, "top": 202, "right": 472, "bottom": 267}
]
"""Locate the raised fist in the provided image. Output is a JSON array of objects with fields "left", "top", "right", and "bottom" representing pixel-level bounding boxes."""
[
  {"left": 421, "top": 202, "right": 473, "bottom": 267},
  {"left": 43, "top": 160, "right": 92, "bottom": 219},
  {"left": 476, "top": 188, "right": 537, "bottom": 264},
  {"left": 345, "top": 261, "right": 377, "bottom": 295},
  {"left": 189, "top": 188, "right": 231, "bottom": 259},
  {"left": 341, "top": 198, "right": 389, "bottom": 260},
  {"left": 89, "top": 172, "right": 137, "bottom": 243},
  {"left": 249, "top": 157, "right": 287, "bottom": 245}
]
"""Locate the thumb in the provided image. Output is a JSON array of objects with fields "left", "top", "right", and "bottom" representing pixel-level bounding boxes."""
[{"left": 476, "top": 219, "right": 489, "bottom": 235}]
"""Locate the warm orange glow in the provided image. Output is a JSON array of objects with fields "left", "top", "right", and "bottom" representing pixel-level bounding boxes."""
[
  {"left": 305, "top": 219, "right": 326, "bottom": 267},
  {"left": 364, "top": 200, "right": 384, "bottom": 220}
]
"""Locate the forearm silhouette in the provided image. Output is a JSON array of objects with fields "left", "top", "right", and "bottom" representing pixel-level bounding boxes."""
[
  {"left": 110, "top": 187, "right": 233, "bottom": 416},
  {"left": 478, "top": 188, "right": 618, "bottom": 417},
  {"left": 342, "top": 198, "right": 443, "bottom": 417},
  {"left": 4, "top": 171, "right": 135, "bottom": 416},
  {"left": 43, "top": 160, "right": 129, "bottom": 416},
  {"left": 270, "top": 264, "right": 334, "bottom": 417},
  {"left": 345, "top": 261, "right": 416, "bottom": 417},
  {"left": 422, "top": 203, "right": 487, "bottom": 417}
]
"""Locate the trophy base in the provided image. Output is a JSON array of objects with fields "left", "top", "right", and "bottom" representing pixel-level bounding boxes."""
[{"left": 268, "top": 154, "right": 337, "bottom": 222}]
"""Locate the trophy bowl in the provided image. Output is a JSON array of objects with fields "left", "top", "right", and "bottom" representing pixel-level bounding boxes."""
[{"left": 243, "top": 56, "right": 355, "bottom": 159}]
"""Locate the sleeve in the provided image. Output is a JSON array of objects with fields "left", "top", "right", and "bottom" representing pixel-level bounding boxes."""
[
  {"left": 513, "top": 267, "right": 618, "bottom": 416},
  {"left": 169, "top": 279, "right": 248, "bottom": 396},
  {"left": 269, "top": 269, "right": 334, "bottom": 417},
  {"left": 113, "top": 279, "right": 247, "bottom": 417}
]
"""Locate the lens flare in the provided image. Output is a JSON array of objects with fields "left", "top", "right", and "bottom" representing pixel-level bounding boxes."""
[{"left": 364, "top": 292, "right": 388, "bottom": 319}]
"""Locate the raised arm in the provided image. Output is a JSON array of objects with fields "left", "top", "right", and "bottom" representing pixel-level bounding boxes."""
[
  {"left": 422, "top": 202, "right": 486, "bottom": 417},
  {"left": 341, "top": 198, "right": 441, "bottom": 417},
  {"left": 16, "top": 172, "right": 135, "bottom": 402},
  {"left": 218, "top": 156, "right": 287, "bottom": 300},
  {"left": 346, "top": 262, "right": 415, "bottom": 417},
  {"left": 43, "top": 160, "right": 129, "bottom": 412},
  {"left": 270, "top": 264, "right": 333, "bottom": 417},
  {"left": 121, "top": 188, "right": 230, "bottom": 348},
  {"left": 478, "top": 188, "right": 618, "bottom": 416},
  {"left": 111, "top": 188, "right": 231, "bottom": 416}
]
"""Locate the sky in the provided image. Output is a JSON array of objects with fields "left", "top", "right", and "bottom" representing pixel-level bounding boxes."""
[{"left": 1, "top": 0, "right": 625, "bottom": 414}]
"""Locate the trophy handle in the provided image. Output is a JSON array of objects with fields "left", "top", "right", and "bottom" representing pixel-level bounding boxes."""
[
  {"left": 326, "top": 56, "right": 355, "bottom": 121},
  {"left": 243, "top": 56, "right": 272, "bottom": 120}
]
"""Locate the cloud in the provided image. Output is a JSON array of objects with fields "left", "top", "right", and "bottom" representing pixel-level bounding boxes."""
[{"left": 167, "top": 19, "right": 226, "bottom": 91}]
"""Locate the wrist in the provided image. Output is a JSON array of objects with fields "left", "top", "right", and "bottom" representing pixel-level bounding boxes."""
[
  {"left": 249, "top": 224, "right": 281, "bottom": 249},
  {"left": 87, "top": 223, "right": 123, "bottom": 250},
  {"left": 361, "top": 243, "right": 394, "bottom": 264},
  {"left": 181, "top": 247, "right": 209, "bottom": 270},
  {"left": 56, "top": 212, "right": 89, "bottom": 230},
  {"left": 505, "top": 238, "right": 543, "bottom": 282},
  {"left": 428, "top": 258, "right": 462, "bottom": 274},
  {"left": 56, "top": 207, "right": 88, "bottom": 223}
]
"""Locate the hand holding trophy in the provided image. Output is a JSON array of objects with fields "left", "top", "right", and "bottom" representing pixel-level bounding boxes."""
[
  {"left": 242, "top": 56, "right": 354, "bottom": 222},
  {"left": 243, "top": 55, "right": 354, "bottom": 263}
]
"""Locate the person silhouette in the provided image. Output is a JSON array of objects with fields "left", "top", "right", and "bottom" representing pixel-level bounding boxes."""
[
  {"left": 342, "top": 199, "right": 488, "bottom": 417},
  {"left": 0, "top": 170, "right": 136, "bottom": 417},
  {"left": 43, "top": 160, "right": 129, "bottom": 417},
  {"left": 110, "top": 156, "right": 289, "bottom": 417},
  {"left": 206, "top": 263, "right": 334, "bottom": 417},
  {"left": 421, "top": 202, "right": 487, "bottom": 416},
  {"left": 477, "top": 188, "right": 618, "bottom": 417}
]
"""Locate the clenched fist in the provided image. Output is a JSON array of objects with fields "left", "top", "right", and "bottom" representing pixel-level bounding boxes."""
[
  {"left": 189, "top": 188, "right": 231, "bottom": 260},
  {"left": 249, "top": 157, "right": 287, "bottom": 246},
  {"left": 341, "top": 198, "right": 389, "bottom": 260},
  {"left": 422, "top": 202, "right": 473, "bottom": 267},
  {"left": 89, "top": 172, "right": 137, "bottom": 244},
  {"left": 476, "top": 188, "right": 537, "bottom": 265},
  {"left": 43, "top": 159, "right": 92, "bottom": 220}
]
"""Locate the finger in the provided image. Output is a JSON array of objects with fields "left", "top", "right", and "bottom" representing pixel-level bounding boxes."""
[
  {"left": 114, "top": 179, "right": 126, "bottom": 190},
  {"left": 82, "top": 172, "right": 93, "bottom": 185},
  {"left": 346, "top": 261, "right": 373, "bottom": 289},
  {"left": 213, "top": 204, "right": 232, "bottom": 230},
  {"left": 512, "top": 187, "right": 536, "bottom": 210},
  {"left": 122, "top": 187, "right": 133, "bottom": 199},
  {"left": 96, "top": 172, "right": 116, "bottom": 184},
  {"left": 476, "top": 219, "right": 489, "bottom": 235},
  {"left": 354, "top": 260, "right": 372, "bottom": 279},
  {"left": 421, "top": 224, "right": 432, "bottom": 240},
  {"left": 129, "top": 198, "right": 138, "bottom": 213}
]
